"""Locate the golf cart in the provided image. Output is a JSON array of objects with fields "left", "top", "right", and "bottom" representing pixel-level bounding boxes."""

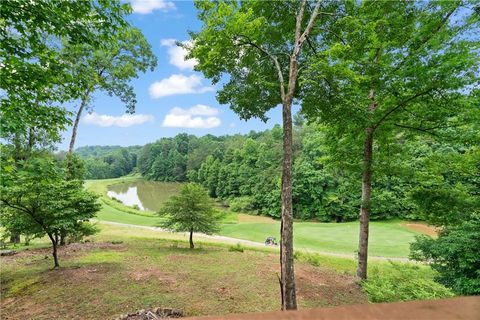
[{"left": 264, "top": 236, "right": 278, "bottom": 246}]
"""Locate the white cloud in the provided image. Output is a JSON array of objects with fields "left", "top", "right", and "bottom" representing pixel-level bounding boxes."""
[
  {"left": 130, "top": 0, "right": 176, "bottom": 14},
  {"left": 161, "top": 38, "right": 198, "bottom": 70},
  {"left": 149, "top": 74, "right": 213, "bottom": 98},
  {"left": 162, "top": 105, "right": 221, "bottom": 129},
  {"left": 83, "top": 112, "right": 154, "bottom": 127}
]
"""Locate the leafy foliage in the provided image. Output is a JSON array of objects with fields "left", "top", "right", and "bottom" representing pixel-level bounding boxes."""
[
  {"left": 0, "top": 156, "right": 101, "bottom": 267},
  {"left": 362, "top": 262, "right": 454, "bottom": 303},
  {"left": 410, "top": 218, "right": 480, "bottom": 295},
  {"left": 76, "top": 146, "right": 140, "bottom": 179},
  {"left": 158, "top": 183, "right": 222, "bottom": 248},
  {"left": 1, "top": 0, "right": 132, "bottom": 143}
]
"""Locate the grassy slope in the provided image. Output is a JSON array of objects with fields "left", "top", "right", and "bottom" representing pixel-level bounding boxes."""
[
  {"left": 220, "top": 220, "right": 418, "bottom": 258},
  {"left": 1, "top": 225, "right": 368, "bottom": 319},
  {"left": 87, "top": 177, "right": 422, "bottom": 258}
]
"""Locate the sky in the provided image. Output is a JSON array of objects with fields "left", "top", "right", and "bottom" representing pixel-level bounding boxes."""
[{"left": 59, "top": 0, "right": 287, "bottom": 151}]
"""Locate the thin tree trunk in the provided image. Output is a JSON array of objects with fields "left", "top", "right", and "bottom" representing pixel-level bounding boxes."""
[
  {"left": 59, "top": 231, "right": 66, "bottom": 246},
  {"left": 189, "top": 228, "right": 194, "bottom": 249},
  {"left": 27, "top": 127, "right": 35, "bottom": 154},
  {"left": 48, "top": 233, "right": 60, "bottom": 269},
  {"left": 10, "top": 234, "right": 20, "bottom": 244},
  {"left": 68, "top": 94, "right": 89, "bottom": 154},
  {"left": 357, "top": 128, "right": 374, "bottom": 280},
  {"left": 280, "top": 98, "right": 296, "bottom": 310}
]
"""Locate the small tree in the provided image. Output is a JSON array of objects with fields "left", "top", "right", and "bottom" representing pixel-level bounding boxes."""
[
  {"left": 0, "top": 156, "right": 100, "bottom": 268},
  {"left": 158, "top": 183, "right": 222, "bottom": 249}
]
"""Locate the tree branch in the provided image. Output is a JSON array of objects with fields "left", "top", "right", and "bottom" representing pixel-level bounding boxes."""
[
  {"left": 392, "top": 5, "right": 458, "bottom": 73},
  {"left": 234, "top": 35, "right": 286, "bottom": 101},
  {"left": 373, "top": 89, "right": 433, "bottom": 130}
]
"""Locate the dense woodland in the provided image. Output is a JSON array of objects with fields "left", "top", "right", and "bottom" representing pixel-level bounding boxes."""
[{"left": 80, "top": 120, "right": 479, "bottom": 223}]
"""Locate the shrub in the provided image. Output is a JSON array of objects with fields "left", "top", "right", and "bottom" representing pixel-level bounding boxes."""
[
  {"left": 228, "top": 243, "right": 244, "bottom": 252},
  {"left": 410, "top": 218, "right": 480, "bottom": 295},
  {"left": 362, "top": 262, "right": 454, "bottom": 303},
  {"left": 229, "top": 196, "right": 256, "bottom": 213},
  {"left": 67, "top": 222, "right": 99, "bottom": 244}
]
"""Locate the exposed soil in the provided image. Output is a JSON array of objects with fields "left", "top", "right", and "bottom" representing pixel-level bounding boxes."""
[
  {"left": 1, "top": 241, "right": 366, "bottom": 319},
  {"left": 237, "top": 214, "right": 276, "bottom": 224},
  {"left": 402, "top": 223, "right": 438, "bottom": 237}
]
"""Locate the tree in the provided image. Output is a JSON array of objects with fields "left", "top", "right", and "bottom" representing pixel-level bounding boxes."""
[
  {"left": 62, "top": 26, "right": 157, "bottom": 155},
  {"left": 301, "top": 0, "right": 479, "bottom": 280},
  {"left": 188, "top": 0, "right": 325, "bottom": 309},
  {"left": 1, "top": 0, "right": 132, "bottom": 146},
  {"left": 158, "top": 183, "right": 222, "bottom": 249},
  {"left": 0, "top": 156, "right": 100, "bottom": 268}
]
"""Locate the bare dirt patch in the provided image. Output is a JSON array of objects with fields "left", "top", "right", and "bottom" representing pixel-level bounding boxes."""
[
  {"left": 237, "top": 214, "right": 276, "bottom": 223},
  {"left": 402, "top": 223, "right": 438, "bottom": 237},
  {"left": 130, "top": 267, "right": 178, "bottom": 287},
  {"left": 1, "top": 242, "right": 125, "bottom": 264}
]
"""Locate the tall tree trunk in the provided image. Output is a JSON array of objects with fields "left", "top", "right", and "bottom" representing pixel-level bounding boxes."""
[
  {"left": 27, "top": 127, "right": 35, "bottom": 154},
  {"left": 48, "top": 233, "right": 60, "bottom": 269},
  {"left": 10, "top": 234, "right": 20, "bottom": 244},
  {"left": 68, "top": 94, "right": 89, "bottom": 154},
  {"left": 280, "top": 98, "right": 296, "bottom": 310},
  {"left": 189, "top": 228, "right": 194, "bottom": 249},
  {"left": 357, "top": 128, "right": 374, "bottom": 280}
]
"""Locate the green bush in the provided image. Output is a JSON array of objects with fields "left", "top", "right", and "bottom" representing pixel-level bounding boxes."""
[
  {"left": 229, "top": 196, "right": 256, "bottom": 213},
  {"left": 362, "top": 262, "right": 454, "bottom": 303},
  {"left": 228, "top": 243, "right": 244, "bottom": 252},
  {"left": 410, "top": 218, "right": 480, "bottom": 295},
  {"left": 67, "top": 222, "right": 99, "bottom": 244}
]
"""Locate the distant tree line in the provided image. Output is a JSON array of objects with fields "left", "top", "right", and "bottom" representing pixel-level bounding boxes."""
[
  {"left": 75, "top": 146, "right": 141, "bottom": 179},
  {"left": 82, "top": 121, "right": 478, "bottom": 225}
]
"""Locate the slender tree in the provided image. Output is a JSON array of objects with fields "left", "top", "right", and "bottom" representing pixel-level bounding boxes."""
[
  {"left": 62, "top": 27, "right": 157, "bottom": 155},
  {"left": 1, "top": 0, "right": 131, "bottom": 146},
  {"left": 301, "top": 0, "right": 479, "bottom": 279},
  {"left": 188, "top": 0, "right": 327, "bottom": 309}
]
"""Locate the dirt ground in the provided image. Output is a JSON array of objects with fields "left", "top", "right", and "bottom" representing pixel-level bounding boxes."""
[
  {"left": 0, "top": 241, "right": 367, "bottom": 320},
  {"left": 402, "top": 222, "right": 438, "bottom": 237}
]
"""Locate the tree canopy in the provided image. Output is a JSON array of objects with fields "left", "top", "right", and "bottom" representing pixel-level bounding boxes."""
[
  {"left": 0, "top": 156, "right": 100, "bottom": 268},
  {"left": 158, "top": 183, "right": 222, "bottom": 249}
]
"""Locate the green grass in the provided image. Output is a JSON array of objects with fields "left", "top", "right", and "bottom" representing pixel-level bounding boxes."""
[
  {"left": 1, "top": 225, "right": 368, "bottom": 319},
  {"left": 86, "top": 177, "right": 423, "bottom": 258},
  {"left": 220, "top": 220, "right": 419, "bottom": 258}
]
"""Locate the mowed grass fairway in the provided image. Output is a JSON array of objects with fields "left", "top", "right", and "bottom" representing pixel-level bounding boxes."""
[
  {"left": 220, "top": 220, "right": 419, "bottom": 258},
  {"left": 0, "top": 224, "right": 368, "bottom": 319},
  {"left": 86, "top": 177, "right": 428, "bottom": 258}
]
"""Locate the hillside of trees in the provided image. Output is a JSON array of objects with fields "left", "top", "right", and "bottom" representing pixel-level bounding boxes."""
[
  {"left": 79, "top": 120, "right": 478, "bottom": 223},
  {"left": 76, "top": 146, "right": 141, "bottom": 179}
]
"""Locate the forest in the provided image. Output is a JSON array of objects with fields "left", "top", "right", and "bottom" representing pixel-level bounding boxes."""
[
  {"left": 81, "top": 120, "right": 479, "bottom": 223},
  {"left": 1, "top": 0, "right": 479, "bottom": 318}
]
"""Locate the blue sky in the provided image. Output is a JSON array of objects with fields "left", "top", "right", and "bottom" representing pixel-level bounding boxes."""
[{"left": 59, "top": 0, "right": 287, "bottom": 151}]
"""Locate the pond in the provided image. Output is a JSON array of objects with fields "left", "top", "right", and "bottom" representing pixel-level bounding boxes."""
[{"left": 107, "top": 180, "right": 182, "bottom": 212}]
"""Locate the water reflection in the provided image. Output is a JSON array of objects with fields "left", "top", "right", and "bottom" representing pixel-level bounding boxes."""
[{"left": 107, "top": 181, "right": 181, "bottom": 212}]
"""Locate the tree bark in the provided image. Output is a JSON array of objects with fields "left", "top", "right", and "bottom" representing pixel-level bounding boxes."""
[
  {"left": 59, "top": 232, "right": 66, "bottom": 246},
  {"left": 68, "top": 94, "right": 89, "bottom": 154},
  {"left": 357, "top": 128, "right": 374, "bottom": 280},
  {"left": 48, "top": 233, "right": 60, "bottom": 269},
  {"left": 280, "top": 98, "right": 297, "bottom": 310},
  {"left": 189, "top": 228, "right": 194, "bottom": 249},
  {"left": 10, "top": 234, "right": 20, "bottom": 244}
]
